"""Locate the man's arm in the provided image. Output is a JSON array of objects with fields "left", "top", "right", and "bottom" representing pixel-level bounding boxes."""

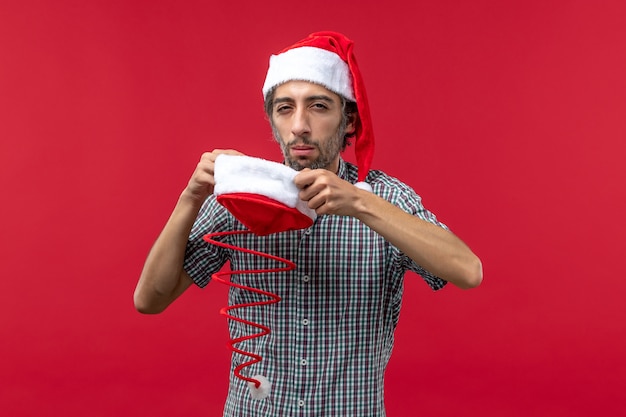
[
  {"left": 133, "top": 149, "right": 243, "bottom": 314},
  {"left": 353, "top": 192, "right": 482, "bottom": 289},
  {"left": 133, "top": 193, "right": 201, "bottom": 314},
  {"left": 294, "top": 169, "right": 483, "bottom": 289}
]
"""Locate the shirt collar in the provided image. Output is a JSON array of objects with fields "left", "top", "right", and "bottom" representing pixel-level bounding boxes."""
[{"left": 336, "top": 157, "right": 348, "bottom": 181}]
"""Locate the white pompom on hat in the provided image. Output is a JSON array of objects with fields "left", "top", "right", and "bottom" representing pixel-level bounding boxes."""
[{"left": 262, "top": 31, "right": 375, "bottom": 191}]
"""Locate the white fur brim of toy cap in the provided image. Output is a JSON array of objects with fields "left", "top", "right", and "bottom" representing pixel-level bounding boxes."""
[
  {"left": 214, "top": 154, "right": 317, "bottom": 221},
  {"left": 262, "top": 46, "right": 355, "bottom": 102},
  {"left": 248, "top": 375, "right": 271, "bottom": 400},
  {"left": 354, "top": 181, "right": 373, "bottom": 192}
]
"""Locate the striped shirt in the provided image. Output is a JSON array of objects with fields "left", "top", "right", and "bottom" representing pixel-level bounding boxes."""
[{"left": 184, "top": 158, "right": 447, "bottom": 417}]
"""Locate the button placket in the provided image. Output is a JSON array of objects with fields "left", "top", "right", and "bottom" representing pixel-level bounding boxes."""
[{"left": 293, "top": 226, "right": 314, "bottom": 410}]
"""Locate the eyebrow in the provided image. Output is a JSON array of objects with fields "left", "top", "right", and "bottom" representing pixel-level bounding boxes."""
[{"left": 272, "top": 94, "right": 336, "bottom": 106}]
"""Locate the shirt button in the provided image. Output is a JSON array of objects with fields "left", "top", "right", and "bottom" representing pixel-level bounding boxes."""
[
  {"left": 301, "top": 319, "right": 309, "bottom": 326},
  {"left": 300, "top": 359, "right": 308, "bottom": 366},
  {"left": 302, "top": 275, "right": 310, "bottom": 282},
  {"left": 298, "top": 400, "right": 305, "bottom": 407}
]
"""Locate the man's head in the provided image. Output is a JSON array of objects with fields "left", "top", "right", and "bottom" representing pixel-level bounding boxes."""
[{"left": 261, "top": 32, "right": 374, "bottom": 187}]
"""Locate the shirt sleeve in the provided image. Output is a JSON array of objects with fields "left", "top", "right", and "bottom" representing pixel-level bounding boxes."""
[
  {"left": 384, "top": 180, "right": 448, "bottom": 291},
  {"left": 183, "top": 195, "right": 232, "bottom": 288}
]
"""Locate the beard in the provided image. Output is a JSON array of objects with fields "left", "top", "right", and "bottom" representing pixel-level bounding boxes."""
[{"left": 272, "top": 126, "right": 345, "bottom": 172}]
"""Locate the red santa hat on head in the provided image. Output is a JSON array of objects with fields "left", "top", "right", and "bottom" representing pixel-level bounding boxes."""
[{"left": 262, "top": 31, "right": 375, "bottom": 192}]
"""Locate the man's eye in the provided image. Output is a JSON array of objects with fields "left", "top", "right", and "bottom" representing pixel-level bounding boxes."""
[{"left": 312, "top": 103, "right": 328, "bottom": 109}]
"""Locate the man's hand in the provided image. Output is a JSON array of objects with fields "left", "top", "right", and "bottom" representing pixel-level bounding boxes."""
[
  {"left": 183, "top": 149, "right": 244, "bottom": 204},
  {"left": 294, "top": 168, "right": 365, "bottom": 217}
]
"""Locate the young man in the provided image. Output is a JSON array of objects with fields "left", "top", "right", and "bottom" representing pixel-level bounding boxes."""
[{"left": 134, "top": 31, "right": 482, "bottom": 416}]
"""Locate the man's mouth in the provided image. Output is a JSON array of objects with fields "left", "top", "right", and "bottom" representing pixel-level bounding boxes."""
[{"left": 290, "top": 145, "right": 316, "bottom": 157}]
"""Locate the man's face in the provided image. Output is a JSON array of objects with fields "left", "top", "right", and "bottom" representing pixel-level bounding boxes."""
[{"left": 270, "top": 81, "right": 355, "bottom": 173}]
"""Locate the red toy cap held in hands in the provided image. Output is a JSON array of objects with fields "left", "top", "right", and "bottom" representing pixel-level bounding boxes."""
[{"left": 205, "top": 154, "right": 316, "bottom": 400}]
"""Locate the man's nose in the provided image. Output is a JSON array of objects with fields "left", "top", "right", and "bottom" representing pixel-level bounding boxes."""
[{"left": 291, "top": 108, "right": 311, "bottom": 137}]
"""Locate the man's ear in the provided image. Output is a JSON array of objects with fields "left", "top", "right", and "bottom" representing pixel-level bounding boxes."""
[{"left": 345, "top": 111, "right": 358, "bottom": 135}]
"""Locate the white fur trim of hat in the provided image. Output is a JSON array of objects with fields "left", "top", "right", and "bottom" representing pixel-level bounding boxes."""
[
  {"left": 262, "top": 46, "right": 355, "bottom": 101},
  {"left": 214, "top": 154, "right": 317, "bottom": 221}
]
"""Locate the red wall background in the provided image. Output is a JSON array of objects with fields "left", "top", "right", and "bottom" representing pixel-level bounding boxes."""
[{"left": 1, "top": 1, "right": 625, "bottom": 416}]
